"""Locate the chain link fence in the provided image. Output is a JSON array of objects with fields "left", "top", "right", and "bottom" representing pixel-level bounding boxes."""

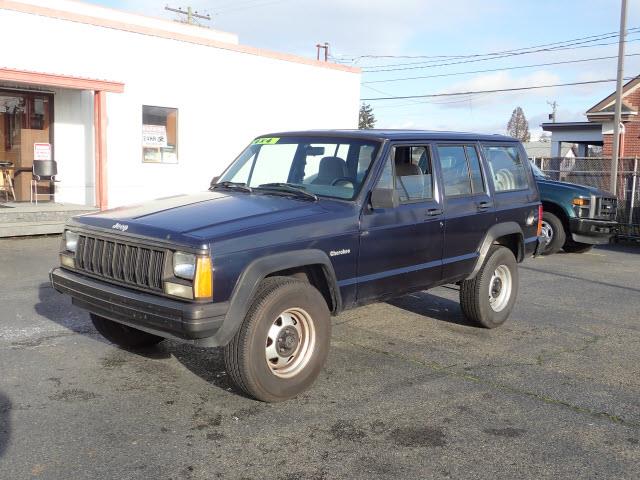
[{"left": 530, "top": 156, "right": 640, "bottom": 239}]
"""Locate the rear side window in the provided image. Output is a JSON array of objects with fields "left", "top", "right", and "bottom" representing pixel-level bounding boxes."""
[
  {"left": 482, "top": 145, "right": 528, "bottom": 192},
  {"left": 436, "top": 145, "right": 485, "bottom": 197}
]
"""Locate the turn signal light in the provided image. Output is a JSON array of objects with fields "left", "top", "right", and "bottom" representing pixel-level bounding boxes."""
[
  {"left": 537, "top": 204, "right": 543, "bottom": 236},
  {"left": 194, "top": 256, "right": 213, "bottom": 299},
  {"left": 572, "top": 198, "right": 589, "bottom": 206}
]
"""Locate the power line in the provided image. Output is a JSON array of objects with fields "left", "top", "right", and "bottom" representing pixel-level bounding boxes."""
[
  {"left": 363, "top": 37, "right": 640, "bottom": 73},
  {"left": 343, "top": 27, "right": 640, "bottom": 68},
  {"left": 214, "top": 0, "right": 290, "bottom": 15},
  {"left": 361, "top": 77, "right": 635, "bottom": 101},
  {"left": 363, "top": 52, "right": 640, "bottom": 84},
  {"left": 341, "top": 27, "right": 640, "bottom": 63}
]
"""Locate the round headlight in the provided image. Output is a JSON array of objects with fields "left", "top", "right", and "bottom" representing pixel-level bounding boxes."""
[
  {"left": 65, "top": 231, "right": 79, "bottom": 253},
  {"left": 173, "top": 251, "right": 196, "bottom": 280}
]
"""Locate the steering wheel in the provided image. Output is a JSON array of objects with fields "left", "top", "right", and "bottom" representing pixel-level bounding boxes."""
[{"left": 331, "top": 177, "right": 355, "bottom": 188}]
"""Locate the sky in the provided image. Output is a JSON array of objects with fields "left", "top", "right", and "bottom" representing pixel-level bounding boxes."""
[{"left": 87, "top": 0, "right": 640, "bottom": 139}]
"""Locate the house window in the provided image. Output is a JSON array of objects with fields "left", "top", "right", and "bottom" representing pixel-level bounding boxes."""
[{"left": 142, "top": 106, "right": 177, "bottom": 163}]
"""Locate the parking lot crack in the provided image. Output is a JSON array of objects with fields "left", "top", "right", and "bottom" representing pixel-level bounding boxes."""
[{"left": 339, "top": 338, "right": 638, "bottom": 429}]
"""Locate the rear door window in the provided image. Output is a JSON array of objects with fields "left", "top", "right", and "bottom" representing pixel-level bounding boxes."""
[{"left": 482, "top": 145, "right": 528, "bottom": 192}]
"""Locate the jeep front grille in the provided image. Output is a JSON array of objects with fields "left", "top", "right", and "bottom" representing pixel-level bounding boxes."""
[
  {"left": 74, "top": 234, "right": 165, "bottom": 292},
  {"left": 595, "top": 196, "right": 617, "bottom": 220}
]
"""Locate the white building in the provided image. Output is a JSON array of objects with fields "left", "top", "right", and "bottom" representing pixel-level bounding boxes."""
[{"left": 0, "top": 0, "right": 361, "bottom": 209}]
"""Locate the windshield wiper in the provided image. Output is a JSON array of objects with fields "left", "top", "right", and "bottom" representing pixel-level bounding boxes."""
[
  {"left": 255, "top": 183, "right": 318, "bottom": 201},
  {"left": 210, "top": 181, "right": 252, "bottom": 193}
]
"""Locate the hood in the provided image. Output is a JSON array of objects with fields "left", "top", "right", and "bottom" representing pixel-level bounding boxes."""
[
  {"left": 71, "top": 191, "right": 329, "bottom": 247},
  {"left": 535, "top": 177, "right": 612, "bottom": 197}
]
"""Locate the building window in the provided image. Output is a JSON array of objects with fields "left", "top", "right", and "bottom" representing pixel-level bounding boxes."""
[{"left": 142, "top": 105, "right": 177, "bottom": 163}]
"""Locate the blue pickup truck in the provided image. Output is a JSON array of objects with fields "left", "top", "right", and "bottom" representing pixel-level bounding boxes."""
[
  {"left": 531, "top": 164, "right": 618, "bottom": 254},
  {"left": 51, "top": 130, "right": 545, "bottom": 401}
]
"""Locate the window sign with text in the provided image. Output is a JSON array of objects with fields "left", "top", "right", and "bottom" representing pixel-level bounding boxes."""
[{"left": 142, "top": 106, "right": 178, "bottom": 163}]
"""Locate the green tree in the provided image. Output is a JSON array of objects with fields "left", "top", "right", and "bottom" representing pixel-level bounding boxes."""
[
  {"left": 359, "top": 103, "right": 376, "bottom": 129},
  {"left": 506, "top": 106, "right": 531, "bottom": 142}
]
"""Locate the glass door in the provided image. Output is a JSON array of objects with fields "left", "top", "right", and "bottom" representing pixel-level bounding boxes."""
[{"left": 0, "top": 90, "right": 53, "bottom": 202}]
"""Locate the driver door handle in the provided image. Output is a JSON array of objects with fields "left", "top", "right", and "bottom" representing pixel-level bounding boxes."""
[
  {"left": 477, "top": 201, "right": 491, "bottom": 211},
  {"left": 426, "top": 208, "right": 443, "bottom": 216}
]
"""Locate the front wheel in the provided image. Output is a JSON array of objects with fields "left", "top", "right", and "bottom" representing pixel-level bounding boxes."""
[
  {"left": 223, "top": 277, "right": 331, "bottom": 402},
  {"left": 459, "top": 246, "right": 519, "bottom": 328},
  {"left": 540, "top": 211, "right": 566, "bottom": 255}
]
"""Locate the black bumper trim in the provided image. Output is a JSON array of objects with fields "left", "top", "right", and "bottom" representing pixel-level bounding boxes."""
[
  {"left": 50, "top": 268, "right": 227, "bottom": 340},
  {"left": 569, "top": 218, "right": 617, "bottom": 244}
]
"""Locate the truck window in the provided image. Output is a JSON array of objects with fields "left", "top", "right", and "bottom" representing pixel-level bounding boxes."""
[
  {"left": 482, "top": 145, "right": 528, "bottom": 192},
  {"left": 393, "top": 146, "right": 433, "bottom": 202}
]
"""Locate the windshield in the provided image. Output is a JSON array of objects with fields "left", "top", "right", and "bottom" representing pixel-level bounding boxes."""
[
  {"left": 529, "top": 162, "right": 548, "bottom": 179},
  {"left": 218, "top": 136, "right": 382, "bottom": 200}
]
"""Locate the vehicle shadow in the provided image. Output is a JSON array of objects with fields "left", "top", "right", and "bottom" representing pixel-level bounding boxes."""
[
  {"left": 34, "top": 282, "right": 101, "bottom": 338},
  {"left": 387, "top": 289, "right": 478, "bottom": 327},
  {"left": 0, "top": 392, "right": 11, "bottom": 459},
  {"left": 35, "top": 283, "right": 239, "bottom": 395}
]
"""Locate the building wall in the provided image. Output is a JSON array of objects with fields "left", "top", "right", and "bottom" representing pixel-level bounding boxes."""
[
  {"left": 0, "top": 3, "right": 361, "bottom": 207},
  {"left": 52, "top": 89, "right": 95, "bottom": 205},
  {"left": 602, "top": 87, "right": 640, "bottom": 157}
]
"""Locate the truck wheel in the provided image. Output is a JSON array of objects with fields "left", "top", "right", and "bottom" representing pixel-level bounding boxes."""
[
  {"left": 540, "top": 211, "right": 566, "bottom": 255},
  {"left": 223, "top": 276, "right": 331, "bottom": 402},
  {"left": 460, "top": 246, "right": 518, "bottom": 329},
  {"left": 90, "top": 314, "right": 164, "bottom": 348},
  {"left": 563, "top": 242, "right": 593, "bottom": 254}
]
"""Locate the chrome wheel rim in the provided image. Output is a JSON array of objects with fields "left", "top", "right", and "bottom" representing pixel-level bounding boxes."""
[
  {"left": 540, "top": 220, "right": 554, "bottom": 244},
  {"left": 265, "top": 308, "right": 316, "bottom": 378},
  {"left": 489, "top": 265, "right": 512, "bottom": 312}
]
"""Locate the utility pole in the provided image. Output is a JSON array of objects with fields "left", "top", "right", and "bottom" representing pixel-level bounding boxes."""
[
  {"left": 547, "top": 100, "right": 558, "bottom": 123},
  {"left": 316, "top": 43, "right": 329, "bottom": 61},
  {"left": 611, "top": 0, "right": 628, "bottom": 195},
  {"left": 165, "top": 5, "right": 211, "bottom": 25}
]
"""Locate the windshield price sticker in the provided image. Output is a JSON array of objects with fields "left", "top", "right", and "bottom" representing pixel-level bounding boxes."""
[{"left": 252, "top": 137, "right": 280, "bottom": 145}]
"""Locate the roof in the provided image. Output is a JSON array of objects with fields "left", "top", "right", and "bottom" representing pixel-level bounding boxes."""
[
  {"left": 541, "top": 122, "right": 602, "bottom": 131},
  {"left": 522, "top": 141, "right": 574, "bottom": 158},
  {"left": 2, "top": 0, "right": 359, "bottom": 74},
  {"left": 264, "top": 129, "right": 517, "bottom": 142},
  {"left": 586, "top": 75, "right": 640, "bottom": 114}
]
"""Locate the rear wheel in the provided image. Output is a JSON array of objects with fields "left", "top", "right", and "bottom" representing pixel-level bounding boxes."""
[
  {"left": 223, "top": 277, "right": 331, "bottom": 402},
  {"left": 540, "top": 211, "right": 566, "bottom": 255},
  {"left": 90, "top": 314, "right": 164, "bottom": 348},
  {"left": 563, "top": 242, "right": 593, "bottom": 254},
  {"left": 460, "top": 246, "right": 519, "bottom": 328}
]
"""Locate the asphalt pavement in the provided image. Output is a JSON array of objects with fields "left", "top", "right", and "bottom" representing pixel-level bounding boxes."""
[{"left": 1, "top": 236, "right": 639, "bottom": 479}]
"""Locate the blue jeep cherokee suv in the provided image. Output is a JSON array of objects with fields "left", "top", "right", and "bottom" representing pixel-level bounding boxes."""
[{"left": 51, "top": 130, "right": 544, "bottom": 401}]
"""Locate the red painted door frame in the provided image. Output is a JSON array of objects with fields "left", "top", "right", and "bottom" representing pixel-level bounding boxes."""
[
  {"left": 0, "top": 68, "right": 124, "bottom": 210},
  {"left": 94, "top": 91, "right": 108, "bottom": 210}
]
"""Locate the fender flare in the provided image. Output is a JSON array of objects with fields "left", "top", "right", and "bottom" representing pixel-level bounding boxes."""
[
  {"left": 207, "top": 249, "right": 340, "bottom": 347},
  {"left": 466, "top": 222, "right": 524, "bottom": 280}
]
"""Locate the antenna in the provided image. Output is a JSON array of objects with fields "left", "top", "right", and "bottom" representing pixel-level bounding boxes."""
[
  {"left": 316, "top": 43, "right": 329, "bottom": 62},
  {"left": 165, "top": 5, "right": 211, "bottom": 25},
  {"left": 547, "top": 100, "right": 558, "bottom": 122}
]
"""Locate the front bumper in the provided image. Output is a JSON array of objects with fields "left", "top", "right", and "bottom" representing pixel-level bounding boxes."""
[
  {"left": 569, "top": 218, "right": 617, "bottom": 245},
  {"left": 50, "top": 267, "right": 227, "bottom": 341}
]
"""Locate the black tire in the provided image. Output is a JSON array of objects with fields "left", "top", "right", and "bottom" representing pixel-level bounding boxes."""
[
  {"left": 540, "top": 211, "right": 566, "bottom": 255},
  {"left": 224, "top": 276, "right": 331, "bottom": 402},
  {"left": 90, "top": 314, "right": 164, "bottom": 348},
  {"left": 459, "top": 246, "right": 519, "bottom": 329},
  {"left": 562, "top": 242, "right": 594, "bottom": 254}
]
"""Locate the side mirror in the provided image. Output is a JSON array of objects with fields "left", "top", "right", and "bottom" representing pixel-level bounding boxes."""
[
  {"left": 370, "top": 187, "right": 398, "bottom": 210},
  {"left": 210, "top": 176, "right": 220, "bottom": 188}
]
